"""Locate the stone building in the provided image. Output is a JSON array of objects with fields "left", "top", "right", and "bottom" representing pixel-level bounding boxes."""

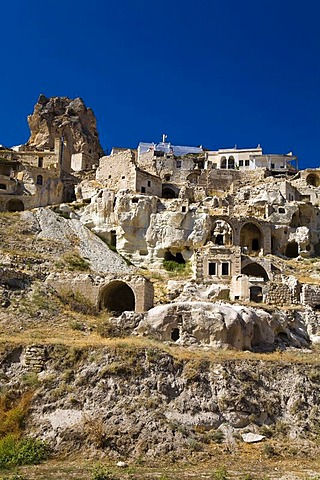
[
  {"left": 96, "top": 149, "right": 162, "bottom": 196},
  {"left": 0, "top": 139, "right": 64, "bottom": 212}
]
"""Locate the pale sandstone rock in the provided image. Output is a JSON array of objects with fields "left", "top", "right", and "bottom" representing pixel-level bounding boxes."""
[
  {"left": 26, "top": 94, "right": 104, "bottom": 168},
  {"left": 33, "top": 208, "right": 131, "bottom": 274},
  {"left": 242, "top": 433, "right": 265, "bottom": 443},
  {"left": 135, "top": 302, "right": 310, "bottom": 350}
]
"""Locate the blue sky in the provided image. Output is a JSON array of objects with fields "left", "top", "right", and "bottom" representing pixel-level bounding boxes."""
[{"left": 1, "top": 0, "right": 319, "bottom": 168}]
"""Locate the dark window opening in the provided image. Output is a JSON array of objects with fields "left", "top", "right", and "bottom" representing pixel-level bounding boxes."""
[
  {"left": 245, "top": 160, "right": 250, "bottom": 166},
  {"left": 36, "top": 175, "right": 43, "bottom": 186},
  {"left": 250, "top": 286, "right": 263, "bottom": 303},
  {"left": 222, "top": 263, "right": 229, "bottom": 275},
  {"left": 215, "top": 234, "right": 224, "bottom": 245},
  {"left": 0, "top": 184, "right": 6, "bottom": 190},
  {"left": 198, "top": 160, "right": 204, "bottom": 169},
  {"left": 132, "top": 198, "right": 139, "bottom": 203},
  {"left": 279, "top": 208, "right": 285, "bottom": 213},
  {"left": 235, "top": 295, "right": 240, "bottom": 300},
  {"left": 314, "top": 305, "right": 320, "bottom": 311},
  {"left": 182, "top": 206, "right": 186, "bottom": 212},
  {"left": 228, "top": 156, "right": 235, "bottom": 169},
  {"left": 171, "top": 328, "right": 180, "bottom": 341},
  {"left": 38, "top": 157, "right": 43, "bottom": 167},
  {"left": 110, "top": 230, "right": 117, "bottom": 248},
  {"left": 271, "top": 163, "right": 275, "bottom": 169},
  {"left": 154, "top": 150, "right": 165, "bottom": 157},
  {"left": 209, "top": 262, "right": 216, "bottom": 275},
  {"left": 164, "top": 174, "right": 171, "bottom": 181},
  {"left": 252, "top": 238, "right": 259, "bottom": 251},
  {"left": 141, "top": 186, "right": 146, "bottom": 193},
  {"left": 147, "top": 180, "right": 151, "bottom": 187},
  {"left": 239, "top": 160, "right": 244, "bottom": 167},
  {"left": 176, "top": 160, "right": 182, "bottom": 168}
]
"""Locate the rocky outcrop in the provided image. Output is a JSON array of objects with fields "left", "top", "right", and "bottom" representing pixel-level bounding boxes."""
[
  {"left": 1, "top": 344, "right": 319, "bottom": 459},
  {"left": 25, "top": 208, "right": 132, "bottom": 275},
  {"left": 135, "top": 302, "right": 310, "bottom": 351},
  {"left": 26, "top": 94, "right": 104, "bottom": 169}
]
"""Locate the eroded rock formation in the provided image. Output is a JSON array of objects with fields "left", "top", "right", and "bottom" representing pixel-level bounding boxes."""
[{"left": 26, "top": 94, "right": 104, "bottom": 170}]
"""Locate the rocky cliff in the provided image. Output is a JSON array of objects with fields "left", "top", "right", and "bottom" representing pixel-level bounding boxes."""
[
  {"left": 1, "top": 342, "right": 319, "bottom": 465},
  {"left": 26, "top": 94, "right": 104, "bottom": 166}
]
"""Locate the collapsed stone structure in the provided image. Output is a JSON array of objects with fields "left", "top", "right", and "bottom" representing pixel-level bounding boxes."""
[{"left": 3, "top": 96, "right": 320, "bottom": 349}]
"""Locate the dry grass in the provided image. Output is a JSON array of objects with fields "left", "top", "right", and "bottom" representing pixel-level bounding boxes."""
[
  {"left": 0, "top": 322, "right": 319, "bottom": 365},
  {"left": 6, "top": 444, "right": 320, "bottom": 480}
]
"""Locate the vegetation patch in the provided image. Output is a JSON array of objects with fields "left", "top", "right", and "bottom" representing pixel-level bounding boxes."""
[{"left": 0, "top": 435, "right": 48, "bottom": 469}]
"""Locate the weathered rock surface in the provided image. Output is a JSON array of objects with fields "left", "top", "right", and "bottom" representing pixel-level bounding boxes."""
[
  {"left": 29, "top": 208, "right": 131, "bottom": 274},
  {"left": 135, "top": 302, "right": 310, "bottom": 350},
  {"left": 1, "top": 344, "right": 319, "bottom": 459},
  {"left": 26, "top": 94, "right": 104, "bottom": 164}
]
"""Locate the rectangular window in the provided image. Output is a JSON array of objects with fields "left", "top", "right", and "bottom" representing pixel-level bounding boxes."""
[
  {"left": 176, "top": 160, "right": 182, "bottom": 168},
  {"left": 239, "top": 160, "right": 244, "bottom": 166},
  {"left": 38, "top": 157, "right": 43, "bottom": 167},
  {"left": 209, "top": 262, "right": 216, "bottom": 275},
  {"left": 245, "top": 160, "right": 250, "bottom": 166},
  {"left": 141, "top": 186, "right": 146, "bottom": 193},
  {"left": 147, "top": 180, "right": 151, "bottom": 187},
  {"left": 222, "top": 262, "right": 229, "bottom": 275}
]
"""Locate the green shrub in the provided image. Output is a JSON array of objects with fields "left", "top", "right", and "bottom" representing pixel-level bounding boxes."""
[
  {"left": 163, "top": 260, "right": 187, "bottom": 273},
  {"left": 1, "top": 474, "right": 27, "bottom": 480},
  {"left": 91, "top": 464, "right": 119, "bottom": 480},
  {"left": 210, "top": 429, "right": 225, "bottom": 444},
  {"left": 0, "top": 435, "right": 48, "bottom": 468},
  {"left": 96, "top": 320, "right": 123, "bottom": 338},
  {"left": 212, "top": 468, "right": 229, "bottom": 480},
  {"left": 60, "top": 291, "right": 97, "bottom": 316},
  {"left": 60, "top": 252, "right": 90, "bottom": 272},
  {"left": 263, "top": 443, "right": 277, "bottom": 458}
]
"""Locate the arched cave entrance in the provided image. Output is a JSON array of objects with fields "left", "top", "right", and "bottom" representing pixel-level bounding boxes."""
[
  {"left": 6, "top": 199, "right": 24, "bottom": 212},
  {"left": 306, "top": 174, "right": 320, "bottom": 187},
  {"left": 241, "top": 262, "right": 269, "bottom": 281},
  {"left": 240, "top": 223, "right": 263, "bottom": 254},
  {"left": 249, "top": 286, "right": 263, "bottom": 303},
  {"left": 100, "top": 281, "right": 135, "bottom": 314},
  {"left": 285, "top": 242, "right": 299, "bottom": 258},
  {"left": 187, "top": 173, "right": 200, "bottom": 184},
  {"left": 162, "top": 186, "right": 178, "bottom": 199}
]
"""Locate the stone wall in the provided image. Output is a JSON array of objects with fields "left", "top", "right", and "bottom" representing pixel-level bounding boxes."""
[
  {"left": 301, "top": 284, "right": 320, "bottom": 308},
  {"left": 96, "top": 150, "right": 137, "bottom": 192},
  {"left": 136, "top": 169, "right": 162, "bottom": 197},
  {"left": 265, "top": 282, "right": 298, "bottom": 306},
  {"left": 46, "top": 272, "right": 154, "bottom": 313}
]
